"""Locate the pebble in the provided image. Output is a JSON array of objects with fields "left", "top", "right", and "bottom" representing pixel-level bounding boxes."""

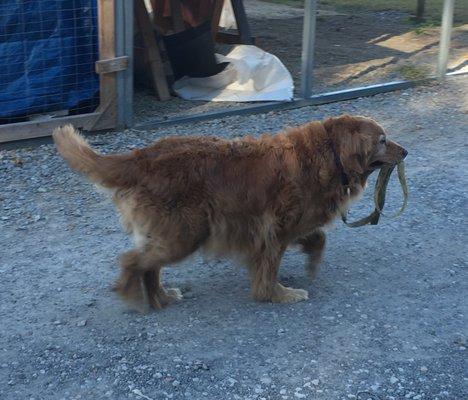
[
  {"left": 227, "top": 377, "right": 237, "bottom": 387},
  {"left": 260, "top": 377, "right": 272, "bottom": 385}
]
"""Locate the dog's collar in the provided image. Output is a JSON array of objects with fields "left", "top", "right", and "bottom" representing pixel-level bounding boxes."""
[{"left": 326, "top": 137, "right": 349, "bottom": 187}]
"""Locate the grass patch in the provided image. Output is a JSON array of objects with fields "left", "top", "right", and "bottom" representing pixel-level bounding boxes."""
[
  {"left": 397, "top": 64, "right": 431, "bottom": 80},
  {"left": 411, "top": 20, "right": 440, "bottom": 34},
  {"left": 263, "top": 0, "right": 468, "bottom": 22}
]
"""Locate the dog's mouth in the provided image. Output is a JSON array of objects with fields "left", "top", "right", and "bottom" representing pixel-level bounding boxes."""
[{"left": 368, "top": 160, "right": 386, "bottom": 170}]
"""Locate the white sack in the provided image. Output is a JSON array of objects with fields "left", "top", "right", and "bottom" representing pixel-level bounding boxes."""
[{"left": 173, "top": 45, "right": 294, "bottom": 102}]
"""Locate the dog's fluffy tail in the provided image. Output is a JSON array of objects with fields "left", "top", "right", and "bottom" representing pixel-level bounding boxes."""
[{"left": 53, "top": 125, "right": 136, "bottom": 188}]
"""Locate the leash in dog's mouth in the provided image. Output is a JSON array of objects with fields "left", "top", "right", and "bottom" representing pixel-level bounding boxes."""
[{"left": 340, "top": 161, "right": 408, "bottom": 228}]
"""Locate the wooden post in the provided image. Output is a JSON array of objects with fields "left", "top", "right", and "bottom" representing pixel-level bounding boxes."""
[
  {"left": 416, "top": 0, "right": 426, "bottom": 21},
  {"left": 92, "top": 0, "right": 119, "bottom": 130},
  {"left": 211, "top": 0, "right": 225, "bottom": 39},
  {"left": 135, "top": 0, "right": 171, "bottom": 100}
]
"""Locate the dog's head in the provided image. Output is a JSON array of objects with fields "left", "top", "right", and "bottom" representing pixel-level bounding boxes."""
[{"left": 323, "top": 115, "right": 408, "bottom": 177}]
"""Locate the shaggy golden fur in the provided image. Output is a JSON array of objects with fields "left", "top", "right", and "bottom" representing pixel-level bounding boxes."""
[{"left": 53, "top": 115, "right": 407, "bottom": 310}]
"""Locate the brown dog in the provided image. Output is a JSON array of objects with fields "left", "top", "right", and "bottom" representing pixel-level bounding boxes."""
[{"left": 53, "top": 115, "right": 407, "bottom": 310}]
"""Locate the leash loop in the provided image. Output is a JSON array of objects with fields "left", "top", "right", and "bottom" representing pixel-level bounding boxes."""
[{"left": 341, "top": 161, "right": 408, "bottom": 228}]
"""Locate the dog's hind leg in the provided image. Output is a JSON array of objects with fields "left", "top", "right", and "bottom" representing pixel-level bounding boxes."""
[
  {"left": 296, "top": 229, "right": 326, "bottom": 280},
  {"left": 115, "top": 234, "right": 204, "bottom": 311},
  {"left": 249, "top": 243, "right": 308, "bottom": 304},
  {"left": 113, "top": 250, "right": 149, "bottom": 312}
]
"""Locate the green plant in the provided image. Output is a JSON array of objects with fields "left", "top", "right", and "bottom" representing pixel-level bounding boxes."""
[
  {"left": 410, "top": 19, "right": 440, "bottom": 34},
  {"left": 397, "top": 64, "right": 431, "bottom": 80}
]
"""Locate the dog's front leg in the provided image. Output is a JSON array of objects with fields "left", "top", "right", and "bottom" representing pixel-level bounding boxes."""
[
  {"left": 249, "top": 244, "right": 308, "bottom": 304},
  {"left": 296, "top": 229, "right": 326, "bottom": 280}
]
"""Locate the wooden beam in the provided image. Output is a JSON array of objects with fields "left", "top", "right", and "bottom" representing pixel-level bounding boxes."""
[
  {"left": 0, "top": 113, "right": 101, "bottom": 143},
  {"left": 95, "top": 55, "right": 129, "bottom": 74},
  {"left": 135, "top": 0, "right": 171, "bottom": 100},
  {"left": 211, "top": 0, "right": 225, "bottom": 39}
]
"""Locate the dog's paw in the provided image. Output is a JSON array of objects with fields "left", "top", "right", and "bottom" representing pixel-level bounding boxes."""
[
  {"left": 165, "top": 287, "right": 183, "bottom": 301},
  {"left": 272, "top": 284, "right": 309, "bottom": 303},
  {"left": 158, "top": 287, "right": 183, "bottom": 306},
  {"left": 148, "top": 287, "right": 183, "bottom": 310}
]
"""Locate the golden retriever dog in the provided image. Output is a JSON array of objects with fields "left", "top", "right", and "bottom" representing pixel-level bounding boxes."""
[{"left": 53, "top": 115, "right": 407, "bottom": 310}]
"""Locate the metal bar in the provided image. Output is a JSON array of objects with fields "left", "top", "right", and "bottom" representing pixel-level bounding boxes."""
[
  {"left": 115, "top": 0, "right": 125, "bottom": 129},
  {"left": 300, "top": 0, "right": 317, "bottom": 98},
  {"left": 114, "top": 0, "right": 134, "bottom": 128},
  {"left": 437, "top": 0, "right": 455, "bottom": 77},
  {"left": 3, "top": 71, "right": 466, "bottom": 147},
  {"left": 230, "top": 0, "right": 254, "bottom": 45},
  {"left": 123, "top": 0, "right": 134, "bottom": 127},
  {"left": 135, "top": 71, "right": 467, "bottom": 131}
]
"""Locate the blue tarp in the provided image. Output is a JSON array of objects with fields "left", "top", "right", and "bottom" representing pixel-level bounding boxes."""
[{"left": 0, "top": 0, "right": 99, "bottom": 119}]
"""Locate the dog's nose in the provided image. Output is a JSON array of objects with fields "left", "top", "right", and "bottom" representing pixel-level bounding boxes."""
[{"left": 402, "top": 148, "right": 408, "bottom": 159}]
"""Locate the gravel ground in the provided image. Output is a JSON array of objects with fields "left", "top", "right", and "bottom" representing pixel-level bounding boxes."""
[{"left": 1, "top": 77, "right": 467, "bottom": 400}]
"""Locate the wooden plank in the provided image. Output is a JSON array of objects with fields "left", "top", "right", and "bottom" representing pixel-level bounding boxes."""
[
  {"left": 95, "top": 55, "right": 129, "bottom": 74},
  {"left": 0, "top": 113, "right": 101, "bottom": 143},
  {"left": 211, "top": 0, "right": 225, "bottom": 39},
  {"left": 93, "top": 0, "right": 118, "bottom": 131},
  {"left": 135, "top": 0, "right": 171, "bottom": 101}
]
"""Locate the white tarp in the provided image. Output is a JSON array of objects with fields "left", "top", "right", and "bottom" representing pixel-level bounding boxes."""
[
  {"left": 219, "top": 0, "right": 236, "bottom": 29},
  {"left": 173, "top": 45, "right": 294, "bottom": 102}
]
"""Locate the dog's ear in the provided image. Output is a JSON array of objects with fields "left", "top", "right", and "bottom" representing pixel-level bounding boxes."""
[
  {"left": 323, "top": 115, "right": 360, "bottom": 135},
  {"left": 324, "top": 115, "right": 366, "bottom": 175}
]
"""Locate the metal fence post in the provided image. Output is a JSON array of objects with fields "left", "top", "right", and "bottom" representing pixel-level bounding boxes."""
[
  {"left": 115, "top": 0, "right": 134, "bottom": 128},
  {"left": 123, "top": 0, "right": 134, "bottom": 127},
  {"left": 300, "top": 0, "right": 317, "bottom": 99},
  {"left": 437, "top": 0, "right": 455, "bottom": 77}
]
